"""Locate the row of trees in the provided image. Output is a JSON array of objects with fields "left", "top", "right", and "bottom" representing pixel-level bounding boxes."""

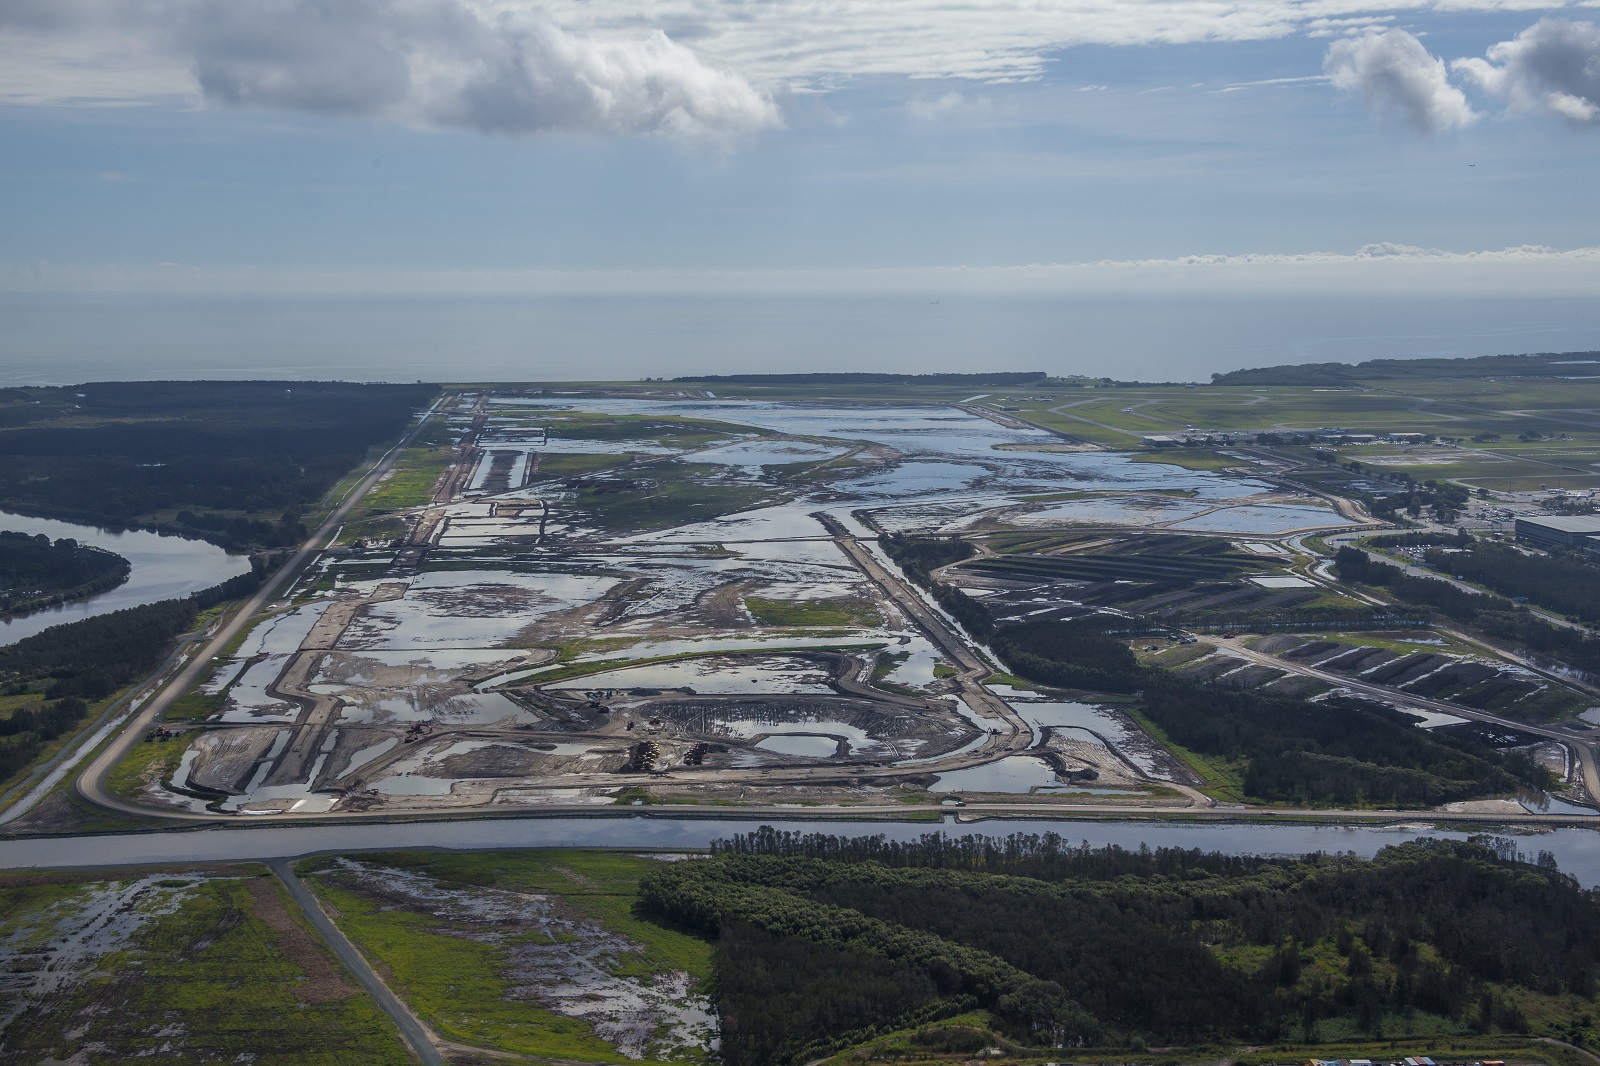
[
  {"left": 643, "top": 834, "right": 1588, "bottom": 1064},
  {"left": 0, "top": 564, "right": 263, "bottom": 701},
  {"left": 0, "top": 565, "right": 265, "bottom": 792}
]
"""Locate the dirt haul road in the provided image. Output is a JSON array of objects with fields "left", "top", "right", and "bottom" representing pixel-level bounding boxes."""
[{"left": 69, "top": 397, "right": 445, "bottom": 821}]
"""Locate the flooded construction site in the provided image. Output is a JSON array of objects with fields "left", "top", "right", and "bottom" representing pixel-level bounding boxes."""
[{"left": 128, "top": 393, "right": 1359, "bottom": 816}]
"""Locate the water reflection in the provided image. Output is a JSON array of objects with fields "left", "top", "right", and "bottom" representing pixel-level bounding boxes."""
[
  {"left": 0, "top": 510, "right": 249, "bottom": 646},
  {"left": 11, "top": 817, "right": 1600, "bottom": 886}
]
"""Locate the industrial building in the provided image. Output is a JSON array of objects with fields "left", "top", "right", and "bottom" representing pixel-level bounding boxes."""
[{"left": 1514, "top": 514, "right": 1600, "bottom": 551}]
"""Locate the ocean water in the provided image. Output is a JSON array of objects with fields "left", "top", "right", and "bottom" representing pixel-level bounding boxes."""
[{"left": 3, "top": 292, "right": 1599, "bottom": 385}]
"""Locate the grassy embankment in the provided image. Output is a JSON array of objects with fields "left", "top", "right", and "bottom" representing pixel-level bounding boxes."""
[{"left": 103, "top": 730, "right": 193, "bottom": 801}]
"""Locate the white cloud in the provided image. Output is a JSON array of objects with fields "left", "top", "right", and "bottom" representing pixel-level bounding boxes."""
[
  {"left": 10, "top": 0, "right": 1600, "bottom": 116},
  {"left": 0, "top": 0, "right": 779, "bottom": 138},
  {"left": 1324, "top": 29, "right": 1478, "bottom": 132},
  {"left": 1454, "top": 19, "right": 1600, "bottom": 124}
]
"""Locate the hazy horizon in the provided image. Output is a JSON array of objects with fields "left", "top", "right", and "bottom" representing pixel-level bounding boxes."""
[{"left": 3, "top": 290, "right": 1598, "bottom": 387}]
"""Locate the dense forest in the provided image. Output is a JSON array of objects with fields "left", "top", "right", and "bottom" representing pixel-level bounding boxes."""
[
  {"left": 642, "top": 831, "right": 1594, "bottom": 1065},
  {"left": 989, "top": 616, "right": 1545, "bottom": 806},
  {"left": 0, "top": 566, "right": 263, "bottom": 790},
  {"left": 0, "top": 381, "right": 435, "bottom": 551},
  {"left": 1424, "top": 541, "right": 1600, "bottom": 624},
  {"left": 1337, "top": 547, "right": 1600, "bottom": 676},
  {"left": 0, "top": 532, "right": 129, "bottom": 616}
]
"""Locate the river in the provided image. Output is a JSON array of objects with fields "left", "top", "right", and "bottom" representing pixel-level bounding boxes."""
[
  {"left": 6, "top": 815, "right": 1600, "bottom": 883},
  {"left": 0, "top": 510, "right": 250, "bottom": 645}
]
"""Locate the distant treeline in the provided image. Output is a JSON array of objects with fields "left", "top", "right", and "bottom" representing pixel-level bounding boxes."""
[
  {"left": 1211, "top": 351, "right": 1597, "bottom": 387},
  {"left": 674, "top": 372, "right": 1048, "bottom": 386},
  {"left": 0, "top": 532, "right": 130, "bottom": 616},
  {"left": 1337, "top": 547, "right": 1600, "bottom": 675},
  {"left": 0, "top": 380, "right": 435, "bottom": 551},
  {"left": 989, "top": 616, "right": 1541, "bottom": 807},
  {"left": 642, "top": 832, "right": 1586, "bottom": 1064}
]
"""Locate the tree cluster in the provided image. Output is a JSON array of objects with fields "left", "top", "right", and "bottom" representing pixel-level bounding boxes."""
[
  {"left": 1337, "top": 547, "right": 1600, "bottom": 675},
  {"left": 0, "top": 696, "right": 88, "bottom": 783},
  {"left": 0, "top": 532, "right": 129, "bottom": 615},
  {"left": 1425, "top": 541, "right": 1600, "bottom": 624},
  {"left": 643, "top": 832, "right": 1591, "bottom": 1065}
]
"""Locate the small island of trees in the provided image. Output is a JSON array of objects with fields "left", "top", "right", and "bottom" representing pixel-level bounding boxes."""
[{"left": 0, "top": 531, "right": 130, "bottom": 618}]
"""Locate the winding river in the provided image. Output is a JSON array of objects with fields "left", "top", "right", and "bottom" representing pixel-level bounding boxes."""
[{"left": 0, "top": 510, "right": 250, "bottom": 646}]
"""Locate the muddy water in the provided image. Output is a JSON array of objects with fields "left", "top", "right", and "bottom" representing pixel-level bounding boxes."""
[
  {"left": 9, "top": 817, "right": 1600, "bottom": 884},
  {"left": 0, "top": 510, "right": 250, "bottom": 645}
]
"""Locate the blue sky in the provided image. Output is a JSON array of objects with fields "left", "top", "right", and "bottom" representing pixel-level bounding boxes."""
[{"left": 3, "top": 0, "right": 1600, "bottom": 298}]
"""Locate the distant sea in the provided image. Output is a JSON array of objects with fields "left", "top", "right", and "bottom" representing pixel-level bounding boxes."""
[{"left": 4, "top": 292, "right": 1600, "bottom": 385}]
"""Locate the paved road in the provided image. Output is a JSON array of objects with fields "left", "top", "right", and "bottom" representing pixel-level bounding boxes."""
[
  {"left": 269, "top": 860, "right": 444, "bottom": 1066},
  {"left": 69, "top": 398, "right": 444, "bottom": 821}
]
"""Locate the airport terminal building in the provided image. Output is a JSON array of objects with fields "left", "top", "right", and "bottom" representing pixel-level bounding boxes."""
[{"left": 1514, "top": 514, "right": 1600, "bottom": 552}]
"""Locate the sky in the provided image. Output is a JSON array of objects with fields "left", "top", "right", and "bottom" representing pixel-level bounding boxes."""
[{"left": 2, "top": 0, "right": 1600, "bottom": 350}]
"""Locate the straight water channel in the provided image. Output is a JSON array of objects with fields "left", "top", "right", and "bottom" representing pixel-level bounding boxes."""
[{"left": 6, "top": 817, "right": 1600, "bottom": 883}]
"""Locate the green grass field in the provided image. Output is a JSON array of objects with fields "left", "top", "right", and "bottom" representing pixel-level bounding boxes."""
[
  {"left": 104, "top": 731, "right": 192, "bottom": 800},
  {"left": 568, "top": 470, "right": 774, "bottom": 532},
  {"left": 745, "top": 595, "right": 882, "bottom": 628}
]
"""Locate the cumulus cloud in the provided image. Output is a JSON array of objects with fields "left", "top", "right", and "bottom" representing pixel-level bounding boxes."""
[
  {"left": 0, "top": 0, "right": 1539, "bottom": 108},
  {"left": 0, "top": 0, "right": 779, "bottom": 137},
  {"left": 1324, "top": 29, "right": 1477, "bottom": 132},
  {"left": 1454, "top": 19, "right": 1600, "bottom": 124}
]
